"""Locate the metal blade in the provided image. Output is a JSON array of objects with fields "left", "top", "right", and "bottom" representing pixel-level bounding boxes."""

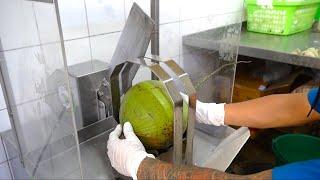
[{"left": 110, "top": 2, "right": 154, "bottom": 70}]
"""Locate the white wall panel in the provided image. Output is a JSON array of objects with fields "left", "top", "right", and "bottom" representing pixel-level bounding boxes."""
[{"left": 86, "top": 0, "right": 125, "bottom": 35}]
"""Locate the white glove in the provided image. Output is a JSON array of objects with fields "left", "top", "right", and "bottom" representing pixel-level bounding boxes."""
[
  {"left": 107, "top": 122, "right": 155, "bottom": 179},
  {"left": 180, "top": 93, "right": 225, "bottom": 126}
]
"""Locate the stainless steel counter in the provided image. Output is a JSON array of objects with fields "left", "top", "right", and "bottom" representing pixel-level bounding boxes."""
[
  {"left": 2, "top": 127, "right": 120, "bottom": 179},
  {"left": 183, "top": 25, "right": 320, "bottom": 69},
  {"left": 240, "top": 28, "right": 320, "bottom": 69},
  {"left": 2, "top": 121, "right": 249, "bottom": 179},
  {"left": 78, "top": 130, "right": 117, "bottom": 179},
  {"left": 77, "top": 123, "right": 249, "bottom": 178}
]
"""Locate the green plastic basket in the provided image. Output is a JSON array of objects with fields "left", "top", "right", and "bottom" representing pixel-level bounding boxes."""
[
  {"left": 272, "top": 134, "right": 320, "bottom": 166},
  {"left": 316, "top": 6, "right": 320, "bottom": 20},
  {"left": 246, "top": 0, "right": 320, "bottom": 35}
]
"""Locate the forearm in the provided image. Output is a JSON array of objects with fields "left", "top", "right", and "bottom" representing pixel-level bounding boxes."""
[
  {"left": 225, "top": 93, "right": 320, "bottom": 129},
  {"left": 137, "top": 158, "right": 271, "bottom": 180}
]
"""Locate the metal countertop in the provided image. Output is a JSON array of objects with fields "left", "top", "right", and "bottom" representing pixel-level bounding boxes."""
[
  {"left": 240, "top": 28, "right": 320, "bottom": 69},
  {"left": 2, "top": 120, "right": 249, "bottom": 179},
  {"left": 182, "top": 25, "right": 320, "bottom": 69}
]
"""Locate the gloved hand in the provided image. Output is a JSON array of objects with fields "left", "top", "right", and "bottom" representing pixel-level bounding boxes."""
[
  {"left": 180, "top": 93, "right": 225, "bottom": 126},
  {"left": 107, "top": 122, "right": 155, "bottom": 179}
]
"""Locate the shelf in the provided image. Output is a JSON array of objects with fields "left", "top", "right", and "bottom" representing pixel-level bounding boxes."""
[{"left": 182, "top": 25, "right": 320, "bottom": 69}]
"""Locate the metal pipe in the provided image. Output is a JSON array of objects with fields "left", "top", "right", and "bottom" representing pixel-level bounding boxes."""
[
  {"left": 150, "top": 0, "right": 159, "bottom": 80},
  {"left": 54, "top": 0, "right": 84, "bottom": 178},
  {"left": 26, "top": 0, "right": 53, "bottom": 3}
]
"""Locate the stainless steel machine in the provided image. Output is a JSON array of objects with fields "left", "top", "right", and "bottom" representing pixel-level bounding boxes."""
[
  {"left": 107, "top": 3, "right": 197, "bottom": 165},
  {"left": 0, "top": 1, "right": 248, "bottom": 179},
  {"left": 110, "top": 56, "right": 197, "bottom": 165}
]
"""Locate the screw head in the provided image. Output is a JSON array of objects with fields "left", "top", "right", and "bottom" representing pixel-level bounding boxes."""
[{"left": 98, "top": 91, "right": 104, "bottom": 97}]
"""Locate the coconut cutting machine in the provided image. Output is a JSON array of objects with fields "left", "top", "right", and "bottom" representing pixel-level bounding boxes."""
[
  {"left": 104, "top": 3, "right": 250, "bottom": 169},
  {"left": 106, "top": 3, "right": 196, "bottom": 165},
  {"left": 0, "top": 1, "right": 250, "bottom": 179}
]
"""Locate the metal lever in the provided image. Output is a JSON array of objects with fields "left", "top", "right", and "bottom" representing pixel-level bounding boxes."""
[
  {"left": 163, "top": 60, "right": 196, "bottom": 165},
  {"left": 148, "top": 63, "right": 184, "bottom": 165},
  {"left": 146, "top": 56, "right": 197, "bottom": 165},
  {"left": 110, "top": 57, "right": 196, "bottom": 165}
]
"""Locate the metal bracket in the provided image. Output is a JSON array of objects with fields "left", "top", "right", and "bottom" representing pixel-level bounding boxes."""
[
  {"left": 26, "top": 0, "right": 53, "bottom": 3},
  {"left": 110, "top": 57, "right": 196, "bottom": 165},
  {"left": 0, "top": 40, "right": 25, "bottom": 167},
  {"left": 97, "top": 77, "right": 113, "bottom": 119}
]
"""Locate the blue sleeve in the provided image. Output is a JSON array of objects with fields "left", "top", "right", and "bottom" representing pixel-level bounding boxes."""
[
  {"left": 308, "top": 88, "right": 320, "bottom": 113},
  {"left": 273, "top": 159, "right": 320, "bottom": 180}
]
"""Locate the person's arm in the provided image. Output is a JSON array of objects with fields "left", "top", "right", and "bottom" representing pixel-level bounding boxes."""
[
  {"left": 137, "top": 158, "right": 271, "bottom": 180},
  {"left": 107, "top": 122, "right": 271, "bottom": 180},
  {"left": 187, "top": 92, "right": 320, "bottom": 129},
  {"left": 225, "top": 93, "right": 320, "bottom": 129}
]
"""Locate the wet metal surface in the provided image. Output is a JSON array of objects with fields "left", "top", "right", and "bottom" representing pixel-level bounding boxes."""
[
  {"left": 183, "top": 25, "right": 320, "bottom": 69},
  {"left": 240, "top": 28, "right": 320, "bottom": 69}
]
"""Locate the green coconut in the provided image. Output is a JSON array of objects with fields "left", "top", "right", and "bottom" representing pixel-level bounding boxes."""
[{"left": 119, "top": 80, "right": 188, "bottom": 149}]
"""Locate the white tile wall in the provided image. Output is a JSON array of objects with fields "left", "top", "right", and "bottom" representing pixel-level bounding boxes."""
[
  {"left": 180, "top": 11, "right": 243, "bottom": 37},
  {"left": 159, "top": 23, "right": 180, "bottom": 59},
  {"left": 33, "top": 2, "right": 60, "bottom": 44},
  {"left": 0, "top": 84, "right": 6, "bottom": 110},
  {"left": 125, "top": 0, "right": 181, "bottom": 24},
  {"left": 90, "top": 32, "right": 121, "bottom": 63},
  {"left": 208, "top": 11, "right": 243, "bottom": 29},
  {"left": 219, "top": 0, "right": 244, "bottom": 14},
  {"left": 0, "top": 0, "right": 40, "bottom": 51},
  {"left": 0, "top": 0, "right": 245, "bottom": 134},
  {"left": 0, "top": 110, "right": 11, "bottom": 133},
  {"left": 160, "top": 0, "right": 180, "bottom": 24},
  {"left": 0, "top": 137, "right": 7, "bottom": 163},
  {"left": 3, "top": 47, "right": 44, "bottom": 105},
  {"left": 180, "top": 18, "right": 207, "bottom": 37},
  {"left": 0, "top": 161, "right": 11, "bottom": 179},
  {"left": 41, "top": 43, "right": 65, "bottom": 76},
  {"left": 180, "top": 0, "right": 244, "bottom": 21},
  {"left": 1, "top": 43, "right": 67, "bottom": 106},
  {"left": 58, "top": 0, "right": 89, "bottom": 40},
  {"left": 0, "top": 1, "right": 86, "bottom": 169},
  {"left": 65, "top": 38, "right": 91, "bottom": 66},
  {"left": 86, "top": 0, "right": 125, "bottom": 35},
  {"left": 14, "top": 96, "right": 74, "bottom": 153}
]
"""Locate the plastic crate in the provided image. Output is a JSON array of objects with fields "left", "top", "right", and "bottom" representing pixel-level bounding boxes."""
[
  {"left": 316, "top": 5, "right": 320, "bottom": 20},
  {"left": 246, "top": 0, "right": 320, "bottom": 35}
]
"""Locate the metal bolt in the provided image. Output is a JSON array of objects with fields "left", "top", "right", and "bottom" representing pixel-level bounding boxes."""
[
  {"left": 102, "top": 79, "right": 109, "bottom": 87},
  {"left": 97, "top": 91, "right": 104, "bottom": 97}
]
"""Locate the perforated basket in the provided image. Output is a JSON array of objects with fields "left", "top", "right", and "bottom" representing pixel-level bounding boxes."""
[{"left": 246, "top": 0, "right": 320, "bottom": 35}]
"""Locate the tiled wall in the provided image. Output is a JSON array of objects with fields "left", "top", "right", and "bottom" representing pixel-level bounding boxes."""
[
  {"left": 57, "top": 0, "right": 244, "bottom": 65},
  {"left": 0, "top": 0, "right": 244, "bottom": 131},
  {"left": 0, "top": 0, "right": 244, "bottom": 178},
  {"left": 1, "top": 0, "right": 244, "bottom": 90},
  {"left": 0, "top": 1, "right": 84, "bottom": 178},
  {"left": 0, "top": 84, "right": 11, "bottom": 133}
]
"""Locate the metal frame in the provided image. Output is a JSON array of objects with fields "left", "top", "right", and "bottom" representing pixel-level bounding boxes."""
[
  {"left": 150, "top": 0, "right": 160, "bottom": 80},
  {"left": 26, "top": 0, "right": 54, "bottom": 3},
  {"left": 110, "top": 57, "right": 196, "bottom": 165},
  {"left": 0, "top": 41, "right": 25, "bottom": 167},
  {"left": 54, "top": 0, "right": 84, "bottom": 178},
  {"left": 150, "top": 0, "right": 159, "bottom": 56}
]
